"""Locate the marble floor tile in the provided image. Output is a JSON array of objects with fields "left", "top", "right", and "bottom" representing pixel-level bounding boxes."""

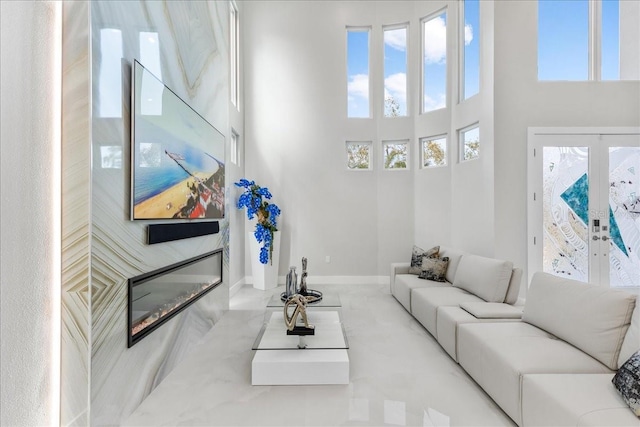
[{"left": 123, "top": 284, "right": 515, "bottom": 426}]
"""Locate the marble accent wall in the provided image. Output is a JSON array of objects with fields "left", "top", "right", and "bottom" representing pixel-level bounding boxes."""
[
  {"left": 61, "top": 2, "right": 91, "bottom": 425},
  {"left": 61, "top": 1, "right": 231, "bottom": 425}
]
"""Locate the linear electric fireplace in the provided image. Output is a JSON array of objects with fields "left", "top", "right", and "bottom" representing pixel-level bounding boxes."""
[{"left": 128, "top": 249, "right": 223, "bottom": 347}]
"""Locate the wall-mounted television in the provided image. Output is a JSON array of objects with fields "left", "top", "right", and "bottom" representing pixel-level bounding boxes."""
[{"left": 131, "top": 60, "right": 225, "bottom": 220}]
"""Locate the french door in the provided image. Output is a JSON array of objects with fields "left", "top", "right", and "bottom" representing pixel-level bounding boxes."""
[{"left": 528, "top": 128, "right": 640, "bottom": 288}]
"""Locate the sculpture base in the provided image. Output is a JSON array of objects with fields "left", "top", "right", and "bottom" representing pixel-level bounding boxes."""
[{"left": 287, "top": 326, "right": 315, "bottom": 336}]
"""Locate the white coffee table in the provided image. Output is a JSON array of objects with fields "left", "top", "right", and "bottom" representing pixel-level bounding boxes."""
[{"left": 251, "top": 310, "right": 349, "bottom": 385}]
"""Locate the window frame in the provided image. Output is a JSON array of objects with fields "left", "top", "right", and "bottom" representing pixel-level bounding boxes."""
[
  {"left": 537, "top": 0, "right": 631, "bottom": 81},
  {"left": 346, "top": 26, "right": 372, "bottom": 119},
  {"left": 459, "top": 0, "right": 480, "bottom": 102},
  {"left": 346, "top": 140, "right": 373, "bottom": 171},
  {"left": 382, "top": 139, "right": 410, "bottom": 171},
  {"left": 421, "top": 7, "right": 449, "bottom": 115},
  {"left": 420, "top": 134, "right": 448, "bottom": 169},
  {"left": 382, "top": 22, "right": 409, "bottom": 118},
  {"left": 459, "top": 123, "right": 480, "bottom": 162}
]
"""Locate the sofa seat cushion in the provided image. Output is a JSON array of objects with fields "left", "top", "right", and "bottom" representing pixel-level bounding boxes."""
[
  {"left": 523, "top": 272, "right": 637, "bottom": 370},
  {"left": 457, "top": 322, "right": 612, "bottom": 426},
  {"left": 522, "top": 374, "right": 640, "bottom": 427},
  {"left": 411, "top": 287, "right": 483, "bottom": 337},
  {"left": 392, "top": 274, "right": 449, "bottom": 313},
  {"left": 453, "top": 254, "right": 513, "bottom": 302},
  {"left": 436, "top": 306, "right": 520, "bottom": 362}
]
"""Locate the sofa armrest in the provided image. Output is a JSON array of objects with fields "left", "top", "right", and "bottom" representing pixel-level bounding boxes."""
[
  {"left": 390, "top": 262, "right": 411, "bottom": 293},
  {"left": 459, "top": 302, "right": 523, "bottom": 319}
]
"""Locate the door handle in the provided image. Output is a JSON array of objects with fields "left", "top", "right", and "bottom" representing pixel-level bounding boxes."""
[
  {"left": 601, "top": 236, "right": 610, "bottom": 242},
  {"left": 592, "top": 235, "right": 600, "bottom": 241}
]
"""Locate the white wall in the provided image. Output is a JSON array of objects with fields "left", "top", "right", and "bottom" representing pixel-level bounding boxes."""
[
  {"left": 243, "top": 0, "right": 495, "bottom": 275},
  {"left": 0, "top": 2, "right": 59, "bottom": 425},
  {"left": 493, "top": 0, "right": 640, "bottom": 292},
  {"left": 243, "top": 0, "right": 639, "bottom": 291}
]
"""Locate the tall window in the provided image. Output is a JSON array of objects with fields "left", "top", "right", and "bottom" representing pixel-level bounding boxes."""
[
  {"left": 347, "top": 28, "right": 371, "bottom": 118},
  {"left": 230, "top": 2, "right": 239, "bottom": 107},
  {"left": 422, "top": 10, "right": 447, "bottom": 113},
  {"left": 601, "top": 0, "right": 619, "bottom": 80},
  {"left": 383, "top": 25, "right": 407, "bottom": 117},
  {"left": 461, "top": 0, "right": 479, "bottom": 100},
  {"left": 460, "top": 124, "right": 479, "bottom": 161},
  {"left": 383, "top": 140, "right": 409, "bottom": 170},
  {"left": 538, "top": 0, "right": 638, "bottom": 81},
  {"left": 538, "top": 0, "right": 588, "bottom": 80},
  {"left": 421, "top": 135, "right": 447, "bottom": 168}
]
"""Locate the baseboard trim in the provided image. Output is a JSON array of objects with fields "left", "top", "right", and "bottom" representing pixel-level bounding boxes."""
[
  {"left": 243, "top": 276, "right": 389, "bottom": 286},
  {"left": 229, "top": 278, "right": 246, "bottom": 298}
]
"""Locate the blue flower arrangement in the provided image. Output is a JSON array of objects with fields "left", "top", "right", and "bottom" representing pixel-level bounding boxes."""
[{"left": 235, "top": 178, "right": 281, "bottom": 264}]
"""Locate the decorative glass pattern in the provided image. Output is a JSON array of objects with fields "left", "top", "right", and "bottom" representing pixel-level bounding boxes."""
[
  {"left": 608, "top": 147, "right": 640, "bottom": 287},
  {"left": 543, "top": 146, "right": 589, "bottom": 281}
]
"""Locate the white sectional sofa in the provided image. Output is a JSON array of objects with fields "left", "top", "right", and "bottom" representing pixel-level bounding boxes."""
[
  {"left": 390, "top": 246, "right": 523, "bottom": 360},
  {"left": 391, "top": 250, "right": 640, "bottom": 426}
]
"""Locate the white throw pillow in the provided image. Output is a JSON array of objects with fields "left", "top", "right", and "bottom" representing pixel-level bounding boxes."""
[{"left": 452, "top": 254, "right": 513, "bottom": 303}]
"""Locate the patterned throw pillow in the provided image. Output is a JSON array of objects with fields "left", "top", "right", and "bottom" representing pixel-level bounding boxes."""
[
  {"left": 612, "top": 350, "right": 640, "bottom": 416},
  {"left": 419, "top": 256, "right": 450, "bottom": 282},
  {"left": 409, "top": 245, "right": 439, "bottom": 275}
]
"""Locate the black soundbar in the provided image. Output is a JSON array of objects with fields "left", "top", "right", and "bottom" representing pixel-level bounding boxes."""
[{"left": 147, "top": 222, "right": 219, "bottom": 244}]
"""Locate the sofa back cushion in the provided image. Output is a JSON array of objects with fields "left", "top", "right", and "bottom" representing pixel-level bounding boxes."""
[
  {"left": 438, "top": 246, "right": 466, "bottom": 283},
  {"left": 504, "top": 267, "right": 523, "bottom": 305},
  {"left": 452, "top": 254, "right": 513, "bottom": 302},
  {"left": 618, "top": 302, "right": 640, "bottom": 369},
  {"left": 523, "top": 272, "right": 636, "bottom": 370}
]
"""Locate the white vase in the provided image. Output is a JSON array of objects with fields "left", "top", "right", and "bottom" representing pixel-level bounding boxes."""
[{"left": 249, "top": 230, "right": 280, "bottom": 290}]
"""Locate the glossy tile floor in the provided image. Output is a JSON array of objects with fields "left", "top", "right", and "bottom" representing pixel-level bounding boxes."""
[{"left": 123, "top": 284, "right": 515, "bottom": 426}]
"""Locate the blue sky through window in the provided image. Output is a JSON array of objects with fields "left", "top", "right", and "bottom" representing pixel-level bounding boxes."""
[
  {"left": 539, "top": 0, "right": 589, "bottom": 80},
  {"left": 463, "top": 0, "right": 479, "bottom": 99},
  {"left": 602, "top": 0, "right": 619, "bottom": 80},
  {"left": 539, "top": 0, "right": 621, "bottom": 80},
  {"left": 384, "top": 27, "right": 407, "bottom": 117},
  {"left": 347, "top": 29, "right": 370, "bottom": 118},
  {"left": 423, "top": 11, "right": 447, "bottom": 112}
]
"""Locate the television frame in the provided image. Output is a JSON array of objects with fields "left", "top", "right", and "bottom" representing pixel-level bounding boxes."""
[{"left": 130, "top": 59, "right": 225, "bottom": 221}]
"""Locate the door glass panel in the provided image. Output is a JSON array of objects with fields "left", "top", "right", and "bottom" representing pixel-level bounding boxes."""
[
  {"left": 543, "top": 147, "right": 589, "bottom": 281},
  {"left": 609, "top": 147, "right": 640, "bottom": 287}
]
